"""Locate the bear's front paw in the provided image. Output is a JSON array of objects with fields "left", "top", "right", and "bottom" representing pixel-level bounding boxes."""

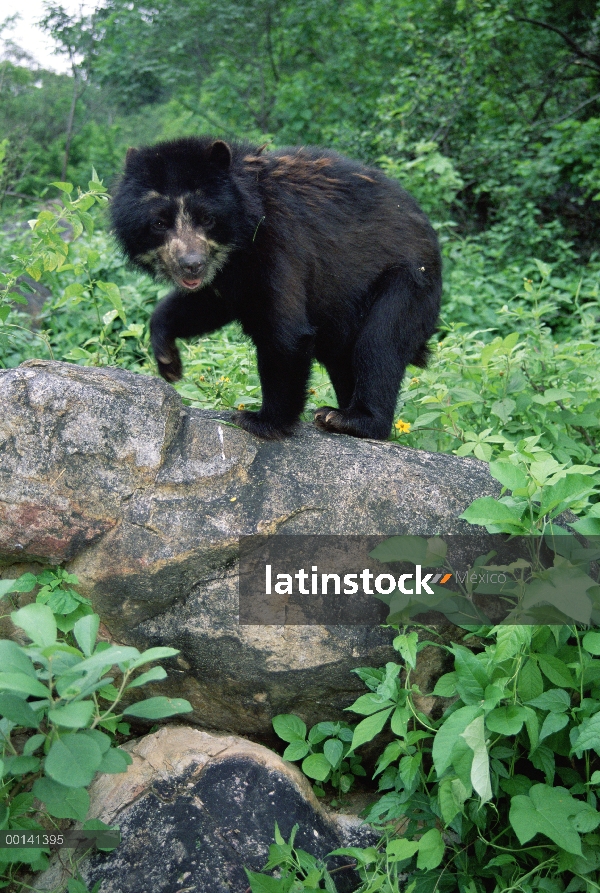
[
  {"left": 233, "top": 409, "right": 297, "bottom": 440},
  {"left": 154, "top": 343, "right": 183, "bottom": 382}
]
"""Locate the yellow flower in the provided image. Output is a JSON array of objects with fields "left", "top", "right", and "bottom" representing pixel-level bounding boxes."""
[
  {"left": 238, "top": 403, "right": 245, "bottom": 410},
  {"left": 309, "top": 388, "right": 316, "bottom": 395},
  {"left": 410, "top": 377, "right": 420, "bottom": 385},
  {"left": 395, "top": 419, "right": 411, "bottom": 434}
]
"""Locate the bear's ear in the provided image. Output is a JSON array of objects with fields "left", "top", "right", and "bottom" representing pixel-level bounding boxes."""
[
  {"left": 125, "top": 147, "right": 138, "bottom": 166},
  {"left": 209, "top": 140, "right": 232, "bottom": 170}
]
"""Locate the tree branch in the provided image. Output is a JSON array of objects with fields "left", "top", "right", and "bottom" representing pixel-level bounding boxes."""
[
  {"left": 546, "top": 90, "right": 600, "bottom": 127},
  {"left": 515, "top": 16, "right": 600, "bottom": 70}
]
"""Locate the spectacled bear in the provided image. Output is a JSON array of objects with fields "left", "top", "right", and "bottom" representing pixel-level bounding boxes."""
[{"left": 111, "top": 137, "right": 442, "bottom": 440}]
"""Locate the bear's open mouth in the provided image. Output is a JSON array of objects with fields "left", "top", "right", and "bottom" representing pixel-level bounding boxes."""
[{"left": 180, "top": 277, "right": 203, "bottom": 290}]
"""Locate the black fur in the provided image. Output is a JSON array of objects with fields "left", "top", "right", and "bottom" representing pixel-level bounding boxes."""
[{"left": 111, "top": 136, "right": 442, "bottom": 440}]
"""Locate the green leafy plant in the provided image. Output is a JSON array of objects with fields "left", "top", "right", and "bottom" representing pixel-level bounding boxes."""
[
  {"left": 250, "top": 458, "right": 600, "bottom": 891},
  {"left": 393, "top": 264, "right": 600, "bottom": 469},
  {"left": 0, "top": 569, "right": 192, "bottom": 888},
  {"left": 6, "top": 568, "right": 94, "bottom": 634},
  {"left": 0, "top": 177, "right": 154, "bottom": 371},
  {"left": 245, "top": 823, "right": 342, "bottom": 892},
  {"left": 252, "top": 614, "right": 600, "bottom": 892},
  {"left": 272, "top": 715, "right": 365, "bottom": 803},
  {"left": 460, "top": 443, "right": 599, "bottom": 538}
]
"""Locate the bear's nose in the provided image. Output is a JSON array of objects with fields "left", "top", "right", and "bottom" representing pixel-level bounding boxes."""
[{"left": 178, "top": 253, "right": 205, "bottom": 275}]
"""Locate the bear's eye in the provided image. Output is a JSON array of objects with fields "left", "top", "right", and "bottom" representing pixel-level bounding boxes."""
[
  {"left": 202, "top": 214, "right": 215, "bottom": 229},
  {"left": 151, "top": 220, "right": 167, "bottom": 232}
]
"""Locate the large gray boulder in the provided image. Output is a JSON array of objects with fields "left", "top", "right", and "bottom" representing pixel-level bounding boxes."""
[{"left": 0, "top": 361, "right": 500, "bottom": 734}]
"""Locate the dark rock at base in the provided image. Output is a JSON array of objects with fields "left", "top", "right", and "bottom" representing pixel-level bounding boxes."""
[{"left": 33, "top": 727, "right": 378, "bottom": 893}]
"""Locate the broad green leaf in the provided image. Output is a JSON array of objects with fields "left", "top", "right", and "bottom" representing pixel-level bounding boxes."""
[
  {"left": 518, "top": 659, "right": 544, "bottom": 701},
  {"left": 73, "top": 645, "right": 141, "bottom": 677},
  {"left": 4, "top": 755, "right": 40, "bottom": 775},
  {"left": 432, "top": 672, "right": 458, "bottom": 697},
  {"left": 530, "top": 744, "right": 555, "bottom": 783},
  {"left": 302, "top": 753, "right": 331, "bottom": 781},
  {"left": 432, "top": 705, "right": 482, "bottom": 776},
  {"left": 489, "top": 460, "right": 528, "bottom": 492},
  {"left": 0, "top": 672, "right": 49, "bottom": 699},
  {"left": 272, "top": 714, "right": 307, "bottom": 742},
  {"left": 48, "top": 701, "right": 94, "bottom": 729},
  {"left": 45, "top": 733, "right": 103, "bottom": 788},
  {"left": 522, "top": 568, "right": 594, "bottom": 625},
  {"left": 571, "top": 807, "right": 600, "bottom": 833},
  {"left": 11, "top": 603, "right": 56, "bottom": 648},
  {"left": 571, "top": 712, "right": 600, "bottom": 758},
  {"left": 393, "top": 632, "right": 418, "bottom": 669},
  {"left": 51, "top": 181, "right": 73, "bottom": 193},
  {"left": 386, "top": 838, "right": 419, "bottom": 861},
  {"left": 493, "top": 625, "right": 531, "bottom": 662},
  {"left": 82, "top": 728, "right": 111, "bottom": 753},
  {"left": 73, "top": 614, "right": 100, "bottom": 658},
  {"left": 126, "top": 647, "right": 179, "bottom": 669},
  {"left": 0, "top": 580, "right": 18, "bottom": 600},
  {"left": 572, "top": 518, "right": 600, "bottom": 536},
  {"left": 461, "top": 714, "right": 492, "bottom": 802},
  {"left": 538, "top": 475, "right": 597, "bottom": 520},
  {"left": 323, "top": 738, "right": 344, "bottom": 769},
  {"left": 583, "top": 631, "right": 600, "bottom": 655},
  {"left": 244, "top": 869, "right": 290, "bottom": 892},
  {"left": 451, "top": 644, "right": 488, "bottom": 703},
  {"left": 24, "top": 734, "right": 45, "bottom": 755},
  {"left": 348, "top": 707, "right": 394, "bottom": 754},
  {"left": 0, "top": 693, "right": 40, "bottom": 728},
  {"left": 486, "top": 706, "right": 527, "bottom": 736},
  {"left": 527, "top": 689, "right": 570, "bottom": 713},
  {"left": 32, "top": 777, "right": 89, "bottom": 821},
  {"left": 377, "top": 663, "right": 402, "bottom": 700},
  {"left": 348, "top": 694, "right": 394, "bottom": 716},
  {"left": 439, "top": 776, "right": 469, "bottom": 825},
  {"left": 96, "top": 281, "right": 126, "bottom": 323},
  {"left": 399, "top": 753, "right": 422, "bottom": 788},
  {"left": 536, "top": 653, "right": 577, "bottom": 688},
  {"left": 509, "top": 784, "right": 588, "bottom": 854},
  {"left": 126, "top": 666, "right": 168, "bottom": 688},
  {"left": 460, "top": 497, "right": 525, "bottom": 529},
  {"left": 122, "top": 696, "right": 192, "bottom": 719},
  {"left": 416, "top": 828, "right": 445, "bottom": 870},
  {"left": 63, "top": 283, "right": 85, "bottom": 298},
  {"left": 329, "top": 846, "right": 378, "bottom": 865},
  {"left": 523, "top": 707, "right": 539, "bottom": 752},
  {"left": 98, "top": 747, "right": 132, "bottom": 774},
  {"left": 490, "top": 399, "right": 517, "bottom": 426},
  {"left": 282, "top": 741, "right": 310, "bottom": 761},
  {"left": 390, "top": 706, "right": 409, "bottom": 737},
  {"left": 374, "top": 740, "right": 404, "bottom": 776},
  {"left": 540, "top": 712, "right": 569, "bottom": 741}
]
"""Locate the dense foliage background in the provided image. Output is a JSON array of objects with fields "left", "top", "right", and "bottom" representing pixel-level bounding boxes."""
[{"left": 1, "top": 0, "right": 599, "bottom": 465}]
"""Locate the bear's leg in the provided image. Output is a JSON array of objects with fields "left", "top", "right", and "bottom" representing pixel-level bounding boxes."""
[
  {"left": 325, "top": 359, "right": 355, "bottom": 410},
  {"left": 234, "top": 337, "right": 314, "bottom": 440},
  {"left": 312, "top": 357, "right": 355, "bottom": 422},
  {"left": 315, "top": 275, "right": 429, "bottom": 440},
  {"left": 150, "top": 289, "right": 235, "bottom": 382}
]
